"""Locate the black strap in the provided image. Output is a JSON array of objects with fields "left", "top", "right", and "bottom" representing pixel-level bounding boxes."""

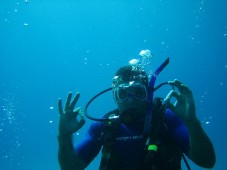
[
  {"left": 182, "top": 153, "right": 191, "bottom": 170},
  {"left": 99, "top": 111, "right": 119, "bottom": 170},
  {"left": 99, "top": 143, "right": 112, "bottom": 170}
]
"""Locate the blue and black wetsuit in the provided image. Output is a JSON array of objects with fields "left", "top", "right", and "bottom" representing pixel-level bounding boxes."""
[{"left": 76, "top": 108, "right": 190, "bottom": 170}]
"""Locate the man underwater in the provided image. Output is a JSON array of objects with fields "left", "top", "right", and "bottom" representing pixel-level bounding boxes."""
[{"left": 57, "top": 58, "right": 215, "bottom": 170}]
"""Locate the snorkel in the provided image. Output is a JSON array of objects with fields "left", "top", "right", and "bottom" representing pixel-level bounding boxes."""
[{"left": 143, "top": 57, "right": 169, "bottom": 137}]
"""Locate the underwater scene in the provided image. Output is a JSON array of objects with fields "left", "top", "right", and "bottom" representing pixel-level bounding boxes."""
[{"left": 1, "top": 0, "right": 227, "bottom": 169}]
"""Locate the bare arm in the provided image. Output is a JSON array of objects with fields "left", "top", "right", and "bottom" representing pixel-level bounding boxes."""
[
  {"left": 186, "top": 119, "right": 215, "bottom": 168},
  {"left": 167, "top": 80, "right": 216, "bottom": 168},
  {"left": 58, "top": 92, "right": 87, "bottom": 170},
  {"left": 58, "top": 135, "right": 87, "bottom": 170}
]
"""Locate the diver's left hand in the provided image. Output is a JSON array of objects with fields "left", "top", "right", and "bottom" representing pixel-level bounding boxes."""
[{"left": 165, "top": 79, "right": 197, "bottom": 125}]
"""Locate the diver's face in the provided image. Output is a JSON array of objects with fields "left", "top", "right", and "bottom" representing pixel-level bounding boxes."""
[
  {"left": 113, "top": 81, "right": 147, "bottom": 114},
  {"left": 117, "top": 98, "right": 147, "bottom": 116}
]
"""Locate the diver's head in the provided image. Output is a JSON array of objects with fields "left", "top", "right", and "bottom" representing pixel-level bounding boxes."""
[{"left": 112, "top": 64, "right": 148, "bottom": 122}]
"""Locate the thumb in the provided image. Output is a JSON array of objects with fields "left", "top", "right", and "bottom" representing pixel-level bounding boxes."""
[
  {"left": 74, "top": 107, "right": 86, "bottom": 129},
  {"left": 78, "top": 118, "right": 86, "bottom": 128}
]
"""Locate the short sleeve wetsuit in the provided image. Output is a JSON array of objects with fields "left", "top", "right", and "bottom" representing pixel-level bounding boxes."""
[{"left": 75, "top": 109, "right": 190, "bottom": 169}]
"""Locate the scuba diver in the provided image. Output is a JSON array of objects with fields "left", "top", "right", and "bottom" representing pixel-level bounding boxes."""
[{"left": 57, "top": 57, "right": 215, "bottom": 170}]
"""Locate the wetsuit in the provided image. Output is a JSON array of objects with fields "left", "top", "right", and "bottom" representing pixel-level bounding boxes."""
[{"left": 76, "top": 108, "right": 190, "bottom": 170}]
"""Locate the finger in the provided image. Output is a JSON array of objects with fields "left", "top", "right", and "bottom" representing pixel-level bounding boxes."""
[
  {"left": 171, "top": 80, "right": 193, "bottom": 100},
  {"left": 78, "top": 118, "right": 86, "bottom": 128},
  {"left": 71, "top": 107, "right": 80, "bottom": 117},
  {"left": 164, "top": 90, "right": 177, "bottom": 101},
  {"left": 176, "top": 83, "right": 192, "bottom": 99},
  {"left": 78, "top": 107, "right": 85, "bottom": 118},
  {"left": 69, "top": 92, "right": 80, "bottom": 110},
  {"left": 168, "top": 79, "right": 182, "bottom": 88},
  {"left": 73, "top": 108, "right": 86, "bottom": 128},
  {"left": 168, "top": 79, "right": 185, "bottom": 95},
  {"left": 164, "top": 90, "right": 173, "bottom": 102},
  {"left": 58, "top": 98, "right": 64, "bottom": 115},
  {"left": 78, "top": 108, "right": 86, "bottom": 128},
  {"left": 65, "top": 92, "right": 72, "bottom": 111},
  {"left": 173, "top": 79, "right": 183, "bottom": 85},
  {"left": 181, "top": 84, "right": 194, "bottom": 105},
  {"left": 164, "top": 92, "right": 175, "bottom": 109},
  {"left": 165, "top": 90, "right": 183, "bottom": 103},
  {"left": 181, "top": 84, "right": 192, "bottom": 94},
  {"left": 72, "top": 107, "right": 84, "bottom": 118}
]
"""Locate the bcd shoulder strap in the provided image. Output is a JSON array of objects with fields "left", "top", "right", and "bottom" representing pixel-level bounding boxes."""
[
  {"left": 99, "top": 109, "right": 119, "bottom": 170},
  {"left": 144, "top": 97, "right": 166, "bottom": 164}
]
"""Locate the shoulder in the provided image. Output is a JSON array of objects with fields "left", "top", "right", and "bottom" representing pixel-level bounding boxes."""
[
  {"left": 87, "top": 109, "right": 119, "bottom": 138},
  {"left": 87, "top": 121, "right": 104, "bottom": 139},
  {"left": 164, "top": 108, "right": 184, "bottom": 127},
  {"left": 164, "top": 108, "right": 190, "bottom": 153}
]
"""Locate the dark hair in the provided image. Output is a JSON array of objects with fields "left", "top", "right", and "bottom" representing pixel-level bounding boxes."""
[{"left": 112, "top": 65, "right": 148, "bottom": 87}]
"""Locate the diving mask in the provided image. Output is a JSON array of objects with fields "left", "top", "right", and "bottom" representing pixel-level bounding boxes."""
[{"left": 113, "top": 82, "right": 147, "bottom": 103}]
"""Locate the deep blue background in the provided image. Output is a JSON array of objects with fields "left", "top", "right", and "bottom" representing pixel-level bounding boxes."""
[{"left": 0, "top": 0, "right": 227, "bottom": 169}]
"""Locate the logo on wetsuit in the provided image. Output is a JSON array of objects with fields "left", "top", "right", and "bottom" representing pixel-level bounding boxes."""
[{"left": 116, "top": 135, "right": 143, "bottom": 141}]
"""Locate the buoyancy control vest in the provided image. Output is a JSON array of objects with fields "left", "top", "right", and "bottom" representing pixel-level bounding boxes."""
[{"left": 99, "top": 97, "right": 184, "bottom": 170}]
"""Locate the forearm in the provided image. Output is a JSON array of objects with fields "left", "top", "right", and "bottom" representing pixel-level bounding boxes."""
[
  {"left": 186, "top": 119, "right": 216, "bottom": 168},
  {"left": 58, "top": 135, "right": 87, "bottom": 170}
]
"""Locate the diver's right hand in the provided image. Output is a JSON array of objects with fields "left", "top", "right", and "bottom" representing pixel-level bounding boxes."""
[{"left": 58, "top": 92, "right": 85, "bottom": 137}]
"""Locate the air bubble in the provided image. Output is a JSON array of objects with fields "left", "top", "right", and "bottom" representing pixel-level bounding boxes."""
[
  {"left": 139, "top": 49, "right": 152, "bottom": 58},
  {"left": 129, "top": 59, "right": 140, "bottom": 66}
]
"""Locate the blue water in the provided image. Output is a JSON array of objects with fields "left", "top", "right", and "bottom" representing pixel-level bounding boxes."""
[{"left": 0, "top": 1, "right": 227, "bottom": 169}]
